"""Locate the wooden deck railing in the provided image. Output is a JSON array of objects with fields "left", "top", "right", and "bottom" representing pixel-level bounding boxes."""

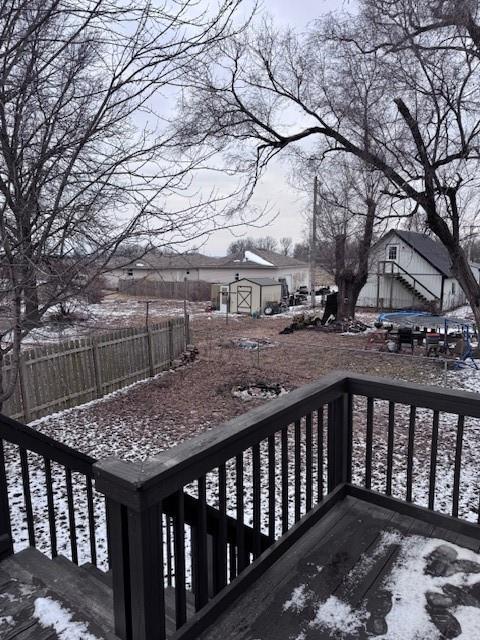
[{"left": 2, "top": 372, "right": 480, "bottom": 640}]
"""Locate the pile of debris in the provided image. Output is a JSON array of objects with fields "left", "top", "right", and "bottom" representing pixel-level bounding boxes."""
[
  {"left": 232, "top": 383, "right": 288, "bottom": 401},
  {"left": 280, "top": 318, "right": 371, "bottom": 335},
  {"left": 174, "top": 344, "right": 199, "bottom": 367},
  {"left": 317, "top": 319, "right": 371, "bottom": 334},
  {"left": 225, "top": 337, "right": 276, "bottom": 350}
]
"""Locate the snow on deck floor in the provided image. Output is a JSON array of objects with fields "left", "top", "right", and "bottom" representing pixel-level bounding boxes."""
[{"left": 281, "top": 535, "right": 480, "bottom": 640}]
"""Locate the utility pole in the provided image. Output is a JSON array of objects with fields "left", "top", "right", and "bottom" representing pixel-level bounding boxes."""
[
  {"left": 184, "top": 271, "right": 190, "bottom": 344},
  {"left": 468, "top": 224, "right": 475, "bottom": 262},
  {"left": 310, "top": 176, "right": 318, "bottom": 309}
]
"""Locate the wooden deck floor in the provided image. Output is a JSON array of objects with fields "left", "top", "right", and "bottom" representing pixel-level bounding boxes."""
[{"left": 200, "top": 495, "right": 480, "bottom": 640}]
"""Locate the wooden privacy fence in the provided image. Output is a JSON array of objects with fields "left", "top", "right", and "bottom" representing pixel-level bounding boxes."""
[
  {"left": 118, "top": 278, "right": 211, "bottom": 301},
  {"left": 3, "top": 317, "right": 189, "bottom": 423}
]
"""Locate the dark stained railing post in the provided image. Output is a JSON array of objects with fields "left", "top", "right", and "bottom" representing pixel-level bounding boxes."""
[
  {"left": 327, "top": 393, "right": 351, "bottom": 493},
  {"left": 0, "top": 440, "right": 13, "bottom": 560},
  {"left": 95, "top": 461, "right": 166, "bottom": 640}
]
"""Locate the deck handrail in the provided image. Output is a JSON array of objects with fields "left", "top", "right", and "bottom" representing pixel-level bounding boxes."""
[
  {"left": 94, "top": 371, "right": 348, "bottom": 508},
  {"left": 95, "top": 373, "right": 480, "bottom": 507}
]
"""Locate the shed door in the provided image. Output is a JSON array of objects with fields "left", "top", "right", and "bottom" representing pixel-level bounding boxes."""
[{"left": 237, "top": 286, "right": 252, "bottom": 313}]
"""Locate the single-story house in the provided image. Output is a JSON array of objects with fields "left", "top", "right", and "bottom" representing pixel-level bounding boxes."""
[
  {"left": 357, "top": 229, "right": 480, "bottom": 312},
  {"left": 104, "top": 249, "right": 311, "bottom": 293},
  {"left": 228, "top": 278, "right": 282, "bottom": 315}
]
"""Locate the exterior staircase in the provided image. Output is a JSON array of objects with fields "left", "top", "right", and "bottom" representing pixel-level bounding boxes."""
[
  {"left": 393, "top": 273, "right": 429, "bottom": 303},
  {"left": 0, "top": 548, "right": 193, "bottom": 639}
]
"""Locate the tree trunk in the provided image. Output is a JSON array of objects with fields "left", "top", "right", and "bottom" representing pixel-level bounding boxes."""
[
  {"left": 334, "top": 198, "right": 376, "bottom": 321},
  {"left": 23, "top": 270, "right": 41, "bottom": 328}
]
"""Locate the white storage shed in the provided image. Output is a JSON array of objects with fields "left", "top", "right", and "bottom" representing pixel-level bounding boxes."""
[{"left": 229, "top": 278, "right": 282, "bottom": 315}]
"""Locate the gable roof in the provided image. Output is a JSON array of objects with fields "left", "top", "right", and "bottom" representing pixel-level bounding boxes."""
[
  {"left": 222, "top": 249, "right": 308, "bottom": 269},
  {"left": 389, "top": 230, "right": 453, "bottom": 277},
  {"left": 116, "top": 252, "right": 226, "bottom": 271},
  {"left": 248, "top": 249, "right": 308, "bottom": 268},
  {"left": 111, "top": 249, "right": 308, "bottom": 272},
  {"left": 231, "top": 277, "right": 280, "bottom": 286}
]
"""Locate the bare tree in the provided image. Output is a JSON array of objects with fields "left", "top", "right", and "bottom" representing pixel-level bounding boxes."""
[
  {"left": 293, "top": 154, "right": 388, "bottom": 318},
  {"left": 227, "top": 234, "right": 278, "bottom": 255},
  {"left": 279, "top": 237, "right": 293, "bottom": 256},
  {"left": 0, "top": 0, "right": 248, "bottom": 407},
  {"left": 178, "top": 7, "right": 480, "bottom": 326}
]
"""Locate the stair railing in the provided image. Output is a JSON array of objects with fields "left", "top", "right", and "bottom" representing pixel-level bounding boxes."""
[{"left": 378, "top": 260, "right": 439, "bottom": 302}]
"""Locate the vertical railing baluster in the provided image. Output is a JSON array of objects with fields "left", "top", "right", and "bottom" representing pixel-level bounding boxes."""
[
  {"left": 20, "top": 447, "right": 35, "bottom": 547},
  {"left": 228, "top": 543, "right": 237, "bottom": 581},
  {"left": 44, "top": 457, "right": 57, "bottom": 557},
  {"left": 346, "top": 394, "right": 353, "bottom": 484},
  {"left": 166, "top": 516, "right": 173, "bottom": 586},
  {"left": 215, "top": 463, "right": 227, "bottom": 593},
  {"left": 267, "top": 434, "right": 276, "bottom": 541},
  {"left": 406, "top": 406, "right": 416, "bottom": 503},
  {"left": 194, "top": 476, "right": 208, "bottom": 611},
  {"left": 294, "top": 420, "right": 301, "bottom": 522},
  {"left": 317, "top": 408, "right": 324, "bottom": 502},
  {"left": 65, "top": 468, "right": 78, "bottom": 563},
  {"left": 452, "top": 415, "right": 465, "bottom": 518},
  {"left": 428, "top": 411, "right": 440, "bottom": 510},
  {"left": 305, "top": 413, "right": 313, "bottom": 512},
  {"left": 174, "top": 490, "right": 187, "bottom": 628},
  {"left": 0, "top": 439, "right": 13, "bottom": 560},
  {"left": 365, "top": 398, "right": 374, "bottom": 490},
  {"left": 252, "top": 443, "right": 261, "bottom": 558},
  {"left": 235, "top": 453, "right": 246, "bottom": 572},
  {"left": 281, "top": 426, "right": 289, "bottom": 533},
  {"left": 386, "top": 402, "right": 395, "bottom": 496},
  {"left": 86, "top": 476, "right": 97, "bottom": 566}
]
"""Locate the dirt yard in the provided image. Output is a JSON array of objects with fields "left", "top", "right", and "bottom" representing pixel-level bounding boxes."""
[{"left": 30, "top": 310, "right": 475, "bottom": 460}]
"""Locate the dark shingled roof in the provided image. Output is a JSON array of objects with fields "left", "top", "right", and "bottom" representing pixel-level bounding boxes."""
[{"left": 393, "top": 230, "right": 453, "bottom": 277}]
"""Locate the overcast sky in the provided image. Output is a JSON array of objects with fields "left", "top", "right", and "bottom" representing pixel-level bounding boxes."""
[{"left": 197, "top": 0, "right": 343, "bottom": 255}]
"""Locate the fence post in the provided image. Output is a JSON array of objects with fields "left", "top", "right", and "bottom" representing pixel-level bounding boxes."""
[
  {"left": 327, "top": 393, "right": 352, "bottom": 492},
  {"left": 92, "top": 339, "right": 103, "bottom": 399},
  {"left": 18, "top": 354, "right": 31, "bottom": 423},
  {"left": 168, "top": 320, "right": 174, "bottom": 366},
  {"left": 94, "top": 461, "right": 166, "bottom": 640},
  {"left": 147, "top": 329, "right": 155, "bottom": 377},
  {"left": 184, "top": 314, "right": 190, "bottom": 348},
  {"left": 0, "top": 440, "right": 13, "bottom": 560}
]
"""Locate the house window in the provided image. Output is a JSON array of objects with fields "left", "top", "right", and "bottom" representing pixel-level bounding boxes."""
[
  {"left": 127, "top": 269, "right": 133, "bottom": 277},
  {"left": 387, "top": 245, "right": 398, "bottom": 261}
]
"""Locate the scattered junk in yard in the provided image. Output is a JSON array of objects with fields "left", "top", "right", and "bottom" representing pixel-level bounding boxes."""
[
  {"left": 367, "top": 311, "right": 479, "bottom": 368},
  {"left": 231, "top": 383, "right": 288, "bottom": 401}
]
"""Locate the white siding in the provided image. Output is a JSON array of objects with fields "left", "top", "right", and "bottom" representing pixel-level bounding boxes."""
[
  {"left": 105, "top": 265, "right": 309, "bottom": 289},
  {"left": 357, "top": 235, "right": 443, "bottom": 309}
]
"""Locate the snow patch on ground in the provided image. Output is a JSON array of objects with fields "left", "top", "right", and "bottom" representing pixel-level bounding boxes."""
[
  {"left": 283, "top": 584, "right": 310, "bottom": 613},
  {"left": 34, "top": 597, "right": 100, "bottom": 640},
  {"left": 310, "top": 595, "right": 367, "bottom": 635}
]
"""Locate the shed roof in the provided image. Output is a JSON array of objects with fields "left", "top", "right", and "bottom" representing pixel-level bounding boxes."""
[{"left": 231, "top": 277, "right": 280, "bottom": 286}]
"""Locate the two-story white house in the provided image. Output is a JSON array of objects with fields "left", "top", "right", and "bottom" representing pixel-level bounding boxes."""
[{"left": 357, "top": 230, "right": 480, "bottom": 312}]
